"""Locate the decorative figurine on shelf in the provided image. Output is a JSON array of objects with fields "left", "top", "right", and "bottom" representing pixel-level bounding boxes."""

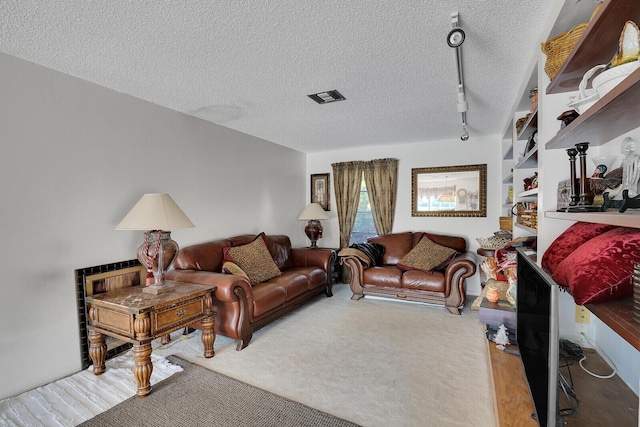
[
  {"left": 591, "top": 164, "right": 608, "bottom": 179},
  {"left": 604, "top": 137, "right": 640, "bottom": 199},
  {"left": 609, "top": 21, "right": 640, "bottom": 69},
  {"left": 620, "top": 137, "right": 640, "bottom": 199},
  {"left": 529, "top": 87, "right": 538, "bottom": 112},
  {"left": 589, "top": 156, "right": 619, "bottom": 207},
  {"left": 493, "top": 324, "right": 511, "bottom": 348},
  {"left": 523, "top": 172, "right": 538, "bottom": 191},
  {"left": 557, "top": 110, "right": 580, "bottom": 129}
]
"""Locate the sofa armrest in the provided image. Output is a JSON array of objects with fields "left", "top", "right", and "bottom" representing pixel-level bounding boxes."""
[
  {"left": 443, "top": 251, "right": 477, "bottom": 313},
  {"left": 165, "top": 269, "right": 254, "bottom": 305},
  {"left": 290, "top": 247, "right": 335, "bottom": 273},
  {"left": 341, "top": 255, "right": 367, "bottom": 299},
  {"left": 445, "top": 251, "right": 477, "bottom": 272}
]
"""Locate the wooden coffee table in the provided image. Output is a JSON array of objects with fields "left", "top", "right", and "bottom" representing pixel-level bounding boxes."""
[{"left": 86, "top": 281, "right": 216, "bottom": 397}]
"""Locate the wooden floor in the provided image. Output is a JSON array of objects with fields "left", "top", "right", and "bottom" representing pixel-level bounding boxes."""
[
  {"left": 487, "top": 340, "right": 639, "bottom": 426},
  {"left": 561, "top": 348, "right": 638, "bottom": 426},
  {"left": 486, "top": 341, "right": 537, "bottom": 426}
]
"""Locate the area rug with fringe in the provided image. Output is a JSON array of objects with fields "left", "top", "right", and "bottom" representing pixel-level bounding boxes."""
[{"left": 79, "top": 355, "right": 359, "bottom": 427}]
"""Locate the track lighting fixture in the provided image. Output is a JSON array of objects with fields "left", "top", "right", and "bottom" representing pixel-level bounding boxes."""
[{"left": 448, "top": 12, "right": 469, "bottom": 141}]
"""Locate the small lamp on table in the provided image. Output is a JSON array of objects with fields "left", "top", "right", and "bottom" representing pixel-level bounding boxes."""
[
  {"left": 297, "top": 203, "right": 330, "bottom": 248},
  {"left": 116, "top": 193, "right": 194, "bottom": 294}
]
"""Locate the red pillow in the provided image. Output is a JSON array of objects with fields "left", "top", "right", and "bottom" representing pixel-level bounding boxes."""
[
  {"left": 552, "top": 227, "right": 640, "bottom": 305},
  {"left": 541, "top": 222, "right": 618, "bottom": 274}
]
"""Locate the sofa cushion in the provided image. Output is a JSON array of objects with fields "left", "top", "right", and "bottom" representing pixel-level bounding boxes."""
[
  {"left": 173, "top": 239, "right": 230, "bottom": 272},
  {"left": 223, "top": 233, "right": 282, "bottom": 284},
  {"left": 552, "top": 227, "right": 640, "bottom": 305},
  {"left": 397, "top": 236, "right": 458, "bottom": 272},
  {"left": 363, "top": 266, "right": 403, "bottom": 288},
  {"left": 416, "top": 232, "right": 467, "bottom": 253},
  {"left": 541, "top": 222, "right": 618, "bottom": 274},
  {"left": 251, "top": 282, "right": 286, "bottom": 317},
  {"left": 267, "top": 271, "right": 309, "bottom": 301},
  {"left": 402, "top": 269, "right": 446, "bottom": 292},
  {"left": 369, "top": 232, "right": 414, "bottom": 265}
]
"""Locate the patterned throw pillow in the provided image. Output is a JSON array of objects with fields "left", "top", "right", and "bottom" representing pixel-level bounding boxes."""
[
  {"left": 223, "top": 233, "right": 282, "bottom": 284},
  {"left": 397, "top": 236, "right": 458, "bottom": 273}
]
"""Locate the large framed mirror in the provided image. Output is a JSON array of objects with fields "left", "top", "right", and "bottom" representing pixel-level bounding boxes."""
[{"left": 411, "top": 164, "right": 486, "bottom": 217}]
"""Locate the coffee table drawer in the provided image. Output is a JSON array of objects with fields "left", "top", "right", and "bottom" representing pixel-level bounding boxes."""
[{"left": 152, "top": 298, "right": 205, "bottom": 334}]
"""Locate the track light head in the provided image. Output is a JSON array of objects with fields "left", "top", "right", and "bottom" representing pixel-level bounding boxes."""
[
  {"left": 447, "top": 28, "right": 465, "bottom": 48},
  {"left": 461, "top": 126, "right": 469, "bottom": 141}
]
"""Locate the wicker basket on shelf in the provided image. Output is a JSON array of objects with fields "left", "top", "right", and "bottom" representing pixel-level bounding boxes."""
[
  {"left": 499, "top": 216, "right": 512, "bottom": 231},
  {"left": 541, "top": 22, "right": 588, "bottom": 80},
  {"left": 476, "top": 236, "right": 511, "bottom": 250},
  {"left": 515, "top": 115, "right": 529, "bottom": 134}
]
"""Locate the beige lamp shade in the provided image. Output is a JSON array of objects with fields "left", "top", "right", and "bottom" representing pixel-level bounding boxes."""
[
  {"left": 116, "top": 193, "right": 194, "bottom": 230},
  {"left": 116, "top": 193, "right": 194, "bottom": 294},
  {"left": 297, "top": 203, "right": 330, "bottom": 221}
]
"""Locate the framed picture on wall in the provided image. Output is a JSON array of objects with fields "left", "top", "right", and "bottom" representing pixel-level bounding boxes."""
[{"left": 311, "top": 173, "right": 330, "bottom": 211}]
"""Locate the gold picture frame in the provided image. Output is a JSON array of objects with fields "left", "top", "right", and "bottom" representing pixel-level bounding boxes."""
[
  {"left": 311, "top": 173, "right": 330, "bottom": 211},
  {"left": 411, "top": 164, "right": 487, "bottom": 217}
]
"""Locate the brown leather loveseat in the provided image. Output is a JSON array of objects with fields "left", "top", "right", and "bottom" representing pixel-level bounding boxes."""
[
  {"left": 340, "top": 231, "right": 476, "bottom": 314},
  {"left": 166, "top": 233, "right": 335, "bottom": 350}
]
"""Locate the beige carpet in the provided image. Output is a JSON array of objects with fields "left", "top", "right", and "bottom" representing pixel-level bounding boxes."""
[
  {"left": 154, "top": 284, "right": 495, "bottom": 427},
  {"left": 80, "top": 355, "right": 359, "bottom": 427}
]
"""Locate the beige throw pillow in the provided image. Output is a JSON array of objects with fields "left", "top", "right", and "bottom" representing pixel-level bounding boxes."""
[{"left": 222, "top": 261, "right": 250, "bottom": 281}]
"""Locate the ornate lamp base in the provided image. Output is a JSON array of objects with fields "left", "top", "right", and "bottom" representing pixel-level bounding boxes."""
[
  {"left": 137, "top": 230, "right": 179, "bottom": 293},
  {"left": 142, "top": 282, "right": 176, "bottom": 294},
  {"left": 304, "top": 220, "right": 323, "bottom": 248}
]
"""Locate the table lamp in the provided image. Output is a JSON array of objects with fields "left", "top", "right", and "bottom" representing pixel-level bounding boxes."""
[
  {"left": 116, "top": 193, "right": 194, "bottom": 294},
  {"left": 297, "top": 203, "right": 330, "bottom": 248}
]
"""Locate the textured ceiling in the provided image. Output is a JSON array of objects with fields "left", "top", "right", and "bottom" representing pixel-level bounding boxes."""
[{"left": 2, "top": 1, "right": 572, "bottom": 153}]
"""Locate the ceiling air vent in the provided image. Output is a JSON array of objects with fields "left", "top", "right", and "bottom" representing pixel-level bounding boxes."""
[{"left": 307, "top": 90, "right": 346, "bottom": 104}]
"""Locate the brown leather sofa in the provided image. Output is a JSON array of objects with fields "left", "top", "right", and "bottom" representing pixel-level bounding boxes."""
[
  {"left": 341, "top": 231, "right": 476, "bottom": 314},
  {"left": 165, "top": 234, "right": 335, "bottom": 350}
]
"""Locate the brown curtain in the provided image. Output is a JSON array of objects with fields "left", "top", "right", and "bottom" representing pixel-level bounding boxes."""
[
  {"left": 331, "top": 161, "right": 364, "bottom": 249},
  {"left": 363, "top": 158, "right": 398, "bottom": 236}
]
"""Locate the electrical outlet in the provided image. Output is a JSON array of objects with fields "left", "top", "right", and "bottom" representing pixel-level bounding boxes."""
[
  {"left": 575, "top": 323, "right": 591, "bottom": 348},
  {"left": 575, "top": 305, "right": 590, "bottom": 323},
  {"left": 574, "top": 305, "right": 591, "bottom": 347}
]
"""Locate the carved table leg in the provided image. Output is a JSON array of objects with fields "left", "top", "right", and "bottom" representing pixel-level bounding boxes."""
[
  {"left": 132, "top": 342, "right": 153, "bottom": 397},
  {"left": 201, "top": 293, "right": 215, "bottom": 358},
  {"left": 133, "top": 312, "right": 153, "bottom": 397},
  {"left": 88, "top": 328, "right": 106, "bottom": 375},
  {"left": 160, "top": 334, "right": 171, "bottom": 345},
  {"left": 201, "top": 316, "right": 215, "bottom": 358}
]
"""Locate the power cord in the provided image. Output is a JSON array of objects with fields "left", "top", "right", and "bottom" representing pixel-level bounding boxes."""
[
  {"left": 560, "top": 339, "right": 584, "bottom": 360},
  {"left": 577, "top": 332, "right": 617, "bottom": 379}
]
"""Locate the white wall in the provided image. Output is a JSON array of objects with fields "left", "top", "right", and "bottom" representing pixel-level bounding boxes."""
[
  {"left": 307, "top": 135, "right": 503, "bottom": 296},
  {"left": 0, "top": 52, "right": 307, "bottom": 400}
]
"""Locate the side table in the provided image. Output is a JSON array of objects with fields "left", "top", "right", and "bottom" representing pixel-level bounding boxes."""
[{"left": 86, "top": 281, "right": 216, "bottom": 397}]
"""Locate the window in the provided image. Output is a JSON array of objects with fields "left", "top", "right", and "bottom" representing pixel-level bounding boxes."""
[{"left": 349, "top": 177, "right": 378, "bottom": 245}]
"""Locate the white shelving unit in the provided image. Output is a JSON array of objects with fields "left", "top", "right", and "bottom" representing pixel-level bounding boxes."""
[{"left": 532, "top": 0, "right": 640, "bottom": 403}]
